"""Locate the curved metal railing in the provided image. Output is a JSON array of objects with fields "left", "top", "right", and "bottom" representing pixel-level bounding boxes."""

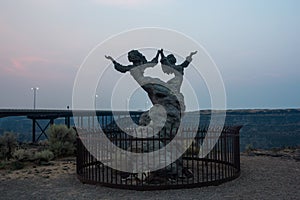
[{"left": 76, "top": 123, "right": 241, "bottom": 190}]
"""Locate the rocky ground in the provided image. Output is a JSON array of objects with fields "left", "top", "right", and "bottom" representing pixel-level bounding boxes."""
[
  {"left": 0, "top": 151, "right": 299, "bottom": 200},
  {"left": 245, "top": 147, "right": 300, "bottom": 161},
  {"left": 0, "top": 157, "right": 76, "bottom": 181}
]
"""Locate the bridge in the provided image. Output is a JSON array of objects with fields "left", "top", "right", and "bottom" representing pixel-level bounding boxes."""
[{"left": 0, "top": 109, "right": 142, "bottom": 143}]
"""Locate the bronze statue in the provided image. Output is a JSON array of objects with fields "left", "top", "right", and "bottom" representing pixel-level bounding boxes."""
[{"left": 105, "top": 49, "right": 197, "bottom": 179}]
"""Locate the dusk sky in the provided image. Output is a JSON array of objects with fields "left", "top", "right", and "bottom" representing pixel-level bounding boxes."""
[{"left": 0, "top": 0, "right": 299, "bottom": 110}]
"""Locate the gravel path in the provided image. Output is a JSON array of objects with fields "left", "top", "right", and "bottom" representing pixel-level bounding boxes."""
[{"left": 0, "top": 155, "right": 299, "bottom": 200}]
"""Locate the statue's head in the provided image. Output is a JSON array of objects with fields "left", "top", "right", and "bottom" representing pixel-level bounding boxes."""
[
  {"left": 161, "top": 54, "right": 177, "bottom": 75},
  {"left": 128, "top": 50, "right": 147, "bottom": 64},
  {"left": 166, "top": 54, "right": 176, "bottom": 65}
]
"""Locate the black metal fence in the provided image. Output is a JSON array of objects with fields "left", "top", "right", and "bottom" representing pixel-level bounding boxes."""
[{"left": 76, "top": 113, "right": 241, "bottom": 190}]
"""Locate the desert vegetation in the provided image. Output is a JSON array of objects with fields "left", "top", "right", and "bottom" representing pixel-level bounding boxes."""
[{"left": 0, "top": 125, "right": 76, "bottom": 171}]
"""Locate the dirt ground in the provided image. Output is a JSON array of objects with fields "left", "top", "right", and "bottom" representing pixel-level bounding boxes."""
[{"left": 0, "top": 155, "right": 299, "bottom": 200}]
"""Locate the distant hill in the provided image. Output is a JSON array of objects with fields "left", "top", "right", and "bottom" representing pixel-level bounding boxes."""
[
  {"left": 0, "top": 109, "right": 299, "bottom": 151},
  {"left": 224, "top": 109, "right": 300, "bottom": 151}
]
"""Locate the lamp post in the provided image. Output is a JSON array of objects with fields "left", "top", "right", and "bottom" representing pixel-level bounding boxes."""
[
  {"left": 31, "top": 87, "right": 39, "bottom": 109},
  {"left": 95, "top": 94, "right": 99, "bottom": 110}
]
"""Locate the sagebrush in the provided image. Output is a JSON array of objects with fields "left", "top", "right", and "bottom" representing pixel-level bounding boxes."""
[
  {"left": 13, "top": 148, "right": 34, "bottom": 161},
  {"left": 34, "top": 149, "right": 54, "bottom": 162},
  {"left": 0, "top": 132, "right": 18, "bottom": 160},
  {"left": 47, "top": 125, "right": 76, "bottom": 157}
]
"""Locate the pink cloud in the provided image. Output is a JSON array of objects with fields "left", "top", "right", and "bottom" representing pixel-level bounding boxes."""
[
  {"left": 3, "top": 56, "right": 50, "bottom": 77},
  {"left": 1, "top": 55, "right": 76, "bottom": 84}
]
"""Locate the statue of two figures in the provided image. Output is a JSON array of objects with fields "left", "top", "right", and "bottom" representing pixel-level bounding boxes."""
[{"left": 106, "top": 49, "right": 197, "bottom": 183}]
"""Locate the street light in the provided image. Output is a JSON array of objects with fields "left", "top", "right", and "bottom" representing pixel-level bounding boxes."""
[
  {"left": 95, "top": 94, "right": 99, "bottom": 110},
  {"left": 31, "top": 87, "right": 39, "bottom": 109}
]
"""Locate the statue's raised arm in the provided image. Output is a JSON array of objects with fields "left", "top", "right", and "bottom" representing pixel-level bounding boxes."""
[
  {"left": 105, "top": 55, "right": 133, "bottom": 73},
  {"left": 160, "top": 50, "right": 197, "bottom": 75},
  {"left": 186, "top": 51, "right": 197, "bottom": 63},
  {"left": 180, "top": 51, "right": 197, "bottom": 69},
  {"left": 105, "top": 50, "right": 160, "bottom": 74},
  {"left": 104, "top": 55, "right": 114, "bottom": 62},
  {"left": 149, "top": 49, "right": 160, "bottom": 66}
]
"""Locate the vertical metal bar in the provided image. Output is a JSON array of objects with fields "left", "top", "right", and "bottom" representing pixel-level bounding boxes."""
[
  {"left": 32, "top": 118, "right": 36, "bottom": 143},
  {"left": 116, "top": 131, "right": 119, "bottom": 184},
  {"left": 237, "top": 132, "right": 240, "bottom": 171},
  {"left": 92, "top": 116, "right": 95, "bottom": 129},
  {"left": 67, "top": 117, "right": 70, "bottom": 128},
  {"left": 221, "top": 132, "right": 224, "bottom": 179},
  {"left": 106, "top": 130, "right": 109, "bottom": 184},
  {"left": 231, "top": 134, "right": 234, "bottom": 176},
  {"left": 91, "top": 140, "right": 94, "bottom": 182},
  {"left": 83, "top": 138, "right": 86, "bottom": 180},
  {"left": 218, "top": 138, "right": 221, "bottom": 180},
  {"left": 196, "top": 129, "right": 199, "bottom": 183},
  {"left": 158, "top": 128, "right": 161, "bottom": 186},
  {"left": 214, "top": 132, "right": 217, "bottom": 181},
  {"left": 226, "top": 132, "right": 229, "bottom": 178},
  {"left": 205, "top": 129, "right": 208, "bottom": 182},
  {"left": 153, "top": 127, "right": 156, "bottom": 185},
  {"left": 141, "top": 129, "right": 144, "bottom": 186},
  {"left": 188, "top": 129, "right": 191, "bottom": 184},
  {"left": 65, "top": 116, "right": 70, "bottom": 128},
  {"left": 224, "top": 133, "right": 227, "bottom": 178},
  {"left": 130, "top": 130, "right": 133, "bottom": 186},
  {"left": 77, "top": 137, "right": 80, "bottom": 175},
  {"left": 201, "top": 129, "right": 205, "bottom": 182},
  {"left": 210, "top": 131, "right": 213, "bottom": 181},
  {"left": 101, "top": 134, "right": 105, "bottom": 183}
]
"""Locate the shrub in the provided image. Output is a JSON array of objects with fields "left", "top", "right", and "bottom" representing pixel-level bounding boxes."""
[
  {"left": 47, "top": 125, "right": 76, "bottom": 158},
  {"left": 10, "top": 160, "right": 25, "bottom": 170},
  {"left": 0, "top": 132, "right": 18, "bottom": 160},
  {"left": 0, "top": 161, "right": 8, "bottom": 169},
  {"left": 245, "top": 143, "right": 255, "bottom": 154},
  {"left": 37, "top": 140, "right": 49, "bottom": 147},
  {"left": 13, "top": 148, "right": 34, "bottom": 161},
  {"left": 34, "top": 150, "right": 54, "bottom": 162},
  {"left": 0, "top": 160, "right": 24, "bottom": 170}
]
